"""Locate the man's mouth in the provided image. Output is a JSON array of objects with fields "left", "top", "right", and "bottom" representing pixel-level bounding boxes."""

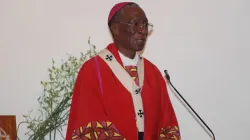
[{"left": 136, "top": 39, "right": 146, "bottom": 44}]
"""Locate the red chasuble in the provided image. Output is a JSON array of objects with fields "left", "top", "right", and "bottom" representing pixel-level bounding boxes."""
[{"left": 66, "top": 43, "right": 181, "bottom": 140}]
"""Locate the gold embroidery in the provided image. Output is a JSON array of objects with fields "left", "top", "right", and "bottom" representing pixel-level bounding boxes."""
[
  {"left": 159, "top": 126, "right": 181, "bottom": 140},
  {"left": 72, "top": 121, "right": 125, "bottom": 140}
]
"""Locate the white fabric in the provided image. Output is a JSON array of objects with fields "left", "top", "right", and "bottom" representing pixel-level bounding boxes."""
[
  {"left": 98, "top": 49, "right": 145, "bottom": 132},
  {"left": 118, "top": 51, "right": 139, "bottom": 66}
]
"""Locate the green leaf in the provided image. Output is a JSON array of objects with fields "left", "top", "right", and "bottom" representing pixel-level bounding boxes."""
[
  {"left": 61, "top": 64, "right": 64, "bottom": 70},
  {"left": 88, "top": 36, "right": 91, "bottom": 44}
]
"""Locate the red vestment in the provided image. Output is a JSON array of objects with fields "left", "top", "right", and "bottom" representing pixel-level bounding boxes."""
[{"left": 66, "top": 43, "right": 181, "bottom": 140}]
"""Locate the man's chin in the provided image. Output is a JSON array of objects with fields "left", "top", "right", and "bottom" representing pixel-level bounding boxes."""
[
  {"left": 132, "top": 42, "right": 146, "bottom": 51},
  {"left": 136, "top": 43, "right": 146, "bottom": 51},
  {"left": 133, "top": 46, "right": 145, "bottom": 52}
]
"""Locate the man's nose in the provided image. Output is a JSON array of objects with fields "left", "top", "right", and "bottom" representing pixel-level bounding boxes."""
[{"left": 138, "top": 27, "right": 147, "bottom": 34}]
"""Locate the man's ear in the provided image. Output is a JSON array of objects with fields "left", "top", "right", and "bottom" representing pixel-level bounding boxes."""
[{"left": 110, "top": 23, "right": 120, "bottom": 36}]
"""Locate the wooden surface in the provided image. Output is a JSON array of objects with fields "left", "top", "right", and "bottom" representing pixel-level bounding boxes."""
[{"left": 0, "top": 115, "right": 16, "bottom": 140}]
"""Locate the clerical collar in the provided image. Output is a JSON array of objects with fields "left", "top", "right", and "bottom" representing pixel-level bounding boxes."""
[{"left": 118, "top": 51, "right": 139, "bottom": 66}]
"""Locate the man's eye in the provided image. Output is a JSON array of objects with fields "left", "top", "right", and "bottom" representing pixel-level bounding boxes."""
[{"left": 133, "top": 22, "right": 139, "bottom": 26}]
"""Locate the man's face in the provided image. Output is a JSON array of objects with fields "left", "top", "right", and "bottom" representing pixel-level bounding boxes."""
[{"left": 114, "top": 6, "right": 148, "bottom": 52}]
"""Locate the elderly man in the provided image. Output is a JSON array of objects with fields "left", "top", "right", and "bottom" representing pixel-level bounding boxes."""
[{"left": 66, "top": 2, "right": 181, "bottom": 140}]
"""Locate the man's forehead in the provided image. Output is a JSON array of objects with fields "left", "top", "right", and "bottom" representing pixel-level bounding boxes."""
[{"left": 122, "top": 6, "right": 146, "bottom": 21}]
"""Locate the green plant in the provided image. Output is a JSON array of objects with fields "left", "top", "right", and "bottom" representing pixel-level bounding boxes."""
[{"left": 17, "top": 38, "right": 97, "bottom": 140}]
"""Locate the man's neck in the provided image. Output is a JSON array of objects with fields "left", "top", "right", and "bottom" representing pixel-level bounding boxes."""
[
  {"left": 116, "top": 45, "right": 136, "bottom": 59},
  {"left": 118, "top": 49, "right": 139, "bottom": 66}
]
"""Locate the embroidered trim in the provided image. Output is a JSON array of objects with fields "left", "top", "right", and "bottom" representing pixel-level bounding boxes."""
[
  {"left": 159, "top": 126, "right": 181, "bottom": 140},
  {"left": 72, "top": 121, "right": 126, "bottom": 140}
]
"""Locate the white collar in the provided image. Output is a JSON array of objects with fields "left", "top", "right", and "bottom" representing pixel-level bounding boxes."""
[{"left": 118, "top": 51, "right": 139, "bottom": 66}]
